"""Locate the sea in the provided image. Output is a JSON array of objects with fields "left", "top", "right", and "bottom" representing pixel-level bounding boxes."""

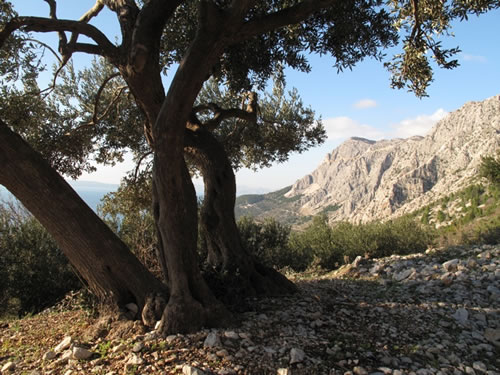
[{"left": 0, "top": 181, "right": 118, "bottom": 212}]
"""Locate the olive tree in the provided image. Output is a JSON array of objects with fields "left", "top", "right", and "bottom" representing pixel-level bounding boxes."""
[{"left": 1, "top": 0, "right": 498, "bottom": 333}]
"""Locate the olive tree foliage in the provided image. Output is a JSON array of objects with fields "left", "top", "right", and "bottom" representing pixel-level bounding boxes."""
[
  {"left": 386, "top": 0, "right": 500, "bottom": 96},
  {"left": 1, "top": 0, "right": 499, "bottom": 334},
  {"left": 194, "top": 75, "right": 325, "bottom": 170}
]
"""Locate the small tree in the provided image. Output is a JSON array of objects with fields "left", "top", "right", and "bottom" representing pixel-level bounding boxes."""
[{"left": 480, "top": 150, "right": 500, "bottom": 185}]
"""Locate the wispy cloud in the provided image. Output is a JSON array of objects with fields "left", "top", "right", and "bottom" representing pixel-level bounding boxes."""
[
  {"left": 461, "top": 53, "right": 488, "bottom": 63},
  {"left": 324, "top": 116, "right": 385, "bottom": 141},
  {"left": 353, "top": 99, "right": 377, "bottom": 109},
  {"left": 390, "top": 108, "right": 448, "bottom": 138}
]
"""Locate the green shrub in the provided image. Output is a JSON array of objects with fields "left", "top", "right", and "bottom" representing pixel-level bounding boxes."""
[
  {"left": 288, "top": 215, "right": 336, "bottom": 270},
  {"left": 479, "top": 150, "right": 500, "bottom": 185},
  {"left": 288, "top": 215, "right": 435, "bottom": 271},
  {"left": 0, "top": 201, "right": 81, "bottom": 317},
  {"left": 237, "top": 216, "right": 309, "bottom": 270}
]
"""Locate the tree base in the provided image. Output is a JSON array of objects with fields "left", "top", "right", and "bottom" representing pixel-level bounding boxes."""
[
  {"left": 158, "top": 294, "right": 233, "bottom": 335},
  {"left": 203, "top": 261, "right": 297, "bottom": 311}
]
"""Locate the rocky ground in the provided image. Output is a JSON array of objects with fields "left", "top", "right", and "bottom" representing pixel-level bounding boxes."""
[{"left": 1, "top": 244, "right": 499, "bottom": 375}]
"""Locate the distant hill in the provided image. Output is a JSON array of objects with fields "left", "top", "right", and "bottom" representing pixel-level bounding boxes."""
[{"left": 235, "top": 95, "right": 500, "bottom": 224}]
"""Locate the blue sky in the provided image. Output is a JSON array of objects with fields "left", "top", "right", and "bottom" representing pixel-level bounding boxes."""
[{"left": 9, "top": 2, "right": 500, "bottom": 194}]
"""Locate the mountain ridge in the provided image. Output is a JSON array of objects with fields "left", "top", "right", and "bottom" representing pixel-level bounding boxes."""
[{"left": 235, "top": 95, "right": 500, "bottom": 224}]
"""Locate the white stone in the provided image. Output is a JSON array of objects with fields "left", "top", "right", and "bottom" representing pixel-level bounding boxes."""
[
  {"left": 353, "top": 256, "right": 363, "bottom": 267},
  {"left": 166, "top": 335, "right": 177, "bottom": 343},
  {"left": 183, "top": 365, "right": 206, "bottom": 375},
  {"left": 132, "top": 342, "right": 144, "bottom": 353},
  {"left": 289, "top": 347, "right": 305, "bottom": 364},
  {"left": 277, "top": 369, "right": 291, "bottom": 375},
  {"left": 224, "top": 331, "right": 240, "bottom": 340},
  {"left": 203, "top": 331, "right": 220, "bottom": 348},
  {"left": 112, "top": 343, "right": 127, "bottom": 353},
  {"left": 126, "top": 353, "right": 144, "bottom": 366},
  {"left": 54, "top": 336, "right": 72, "bottom": 353},
  {"left": 1, "top": 361, "right": 15, "bottom": 372}
]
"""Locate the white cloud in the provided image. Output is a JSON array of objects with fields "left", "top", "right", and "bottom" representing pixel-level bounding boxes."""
[
  {"left": 391, "top": 108, "right": 448, "bottom": 138},
  {"left": 461, "top": 53, "right": 487, "bottom": 63},
  {"left": 324, "top": 116, "right": 385, "bottom": 141},
  {"left": 353, "top": 99, "right": 377, "bottom": 109}
]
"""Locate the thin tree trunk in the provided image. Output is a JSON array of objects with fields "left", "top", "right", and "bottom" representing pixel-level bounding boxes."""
[
  {"left": 0, "top": 118, "right": 167, "bottom": 316},
  {"left": 186, "top": 129, "right": 297, "bottom": 297}
]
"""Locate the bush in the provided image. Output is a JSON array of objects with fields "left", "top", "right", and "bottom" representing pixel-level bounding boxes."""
[
  {"left": 237, "top": 216, "right": 311, "bottom": 271},
  {"left": 0, "top": 201, "right": 81, "bottom": 317},
  {"left": 288, "top": 215, "right": 435, "bottom": 271},
  {"left": 479, "top": 150, "right": 500, "bottom": 185}
]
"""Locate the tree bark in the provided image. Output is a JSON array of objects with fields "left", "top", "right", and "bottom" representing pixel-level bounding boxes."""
[
  {"left": 185, "top": 129, "right": 297, "bottom": 298},
  {"left": 148, "top": 7, "right": 236, "bottom": 333},
  {"left": 0, "top": 118, "right": 167, "bottom": 317}
]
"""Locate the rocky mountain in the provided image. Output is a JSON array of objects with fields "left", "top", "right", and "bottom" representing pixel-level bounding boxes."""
[{"left": 235, "top": 95, "right": 500, "bottom": 224}]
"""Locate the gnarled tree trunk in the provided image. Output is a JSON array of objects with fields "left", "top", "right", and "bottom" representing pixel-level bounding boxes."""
[
  {"left": 0, "top": 118, "right": 167, "bottom": 316},
  {"left": 186, "top": 129, "right": 297, "bottom": 298}
]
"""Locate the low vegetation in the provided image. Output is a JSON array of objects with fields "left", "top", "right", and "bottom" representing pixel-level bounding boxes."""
[
  {"left": 0, "top": 202, "right": 81, "bottom": 318},
  {"left": 239, "top": 214, "right": 434, "bottom": 272}
]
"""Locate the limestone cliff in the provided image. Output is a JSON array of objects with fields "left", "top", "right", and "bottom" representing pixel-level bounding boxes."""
[{"left": 235, "top": 95, "right": 500, "bottom": 223}]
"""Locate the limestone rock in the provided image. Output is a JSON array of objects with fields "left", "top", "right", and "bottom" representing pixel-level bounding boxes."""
[
  {"left": 1, "top": 361, "right": 15, "bottom": 372},
  {"left": 237, "top": 95, "right": 500, "bottom": 224},
  {"left": 54, "top": 336, "right": 72, "bottom": 353},
  {"left": 289, "top": 347, "right": 305, "bottom": 364},
  {"left": 183, "top": 365, "right": 206, "bottom": 375},
  {"left": 72, "top": 346, "right": 93, "bottom": 360},
  {"left": 203, "top": 331, "right": 220, "bottom": 348}
]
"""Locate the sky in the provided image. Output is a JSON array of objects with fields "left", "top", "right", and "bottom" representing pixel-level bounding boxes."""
[{"left": 9, "top": 2, "right": 500, "bottom": 194}]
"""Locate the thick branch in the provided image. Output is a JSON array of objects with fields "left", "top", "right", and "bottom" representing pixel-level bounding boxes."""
[
  {"left": 133, "top": 0, "right": 183, "bottom": 47},
  {"left": 43, "top": 0, "right": 68, "bottom": 54},
  {"left": 0, "top": 16, "right": 118, "bottom": 58},
  {"left": 79, "top": 0, "right": 105, "bottom": 23},
  {"left": 235, "top": 0, "right": 335, "bottom": 42},
  {"left": 128, "top": 0, "right": 183, "bottom": 74},
  {"left": 193, "top": 101, "right": 257, "bottom": 132}
]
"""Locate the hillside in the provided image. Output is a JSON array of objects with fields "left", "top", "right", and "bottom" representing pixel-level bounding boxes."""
[{"left": 236, "top": 95, "right": 500, "bottom": 224}]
